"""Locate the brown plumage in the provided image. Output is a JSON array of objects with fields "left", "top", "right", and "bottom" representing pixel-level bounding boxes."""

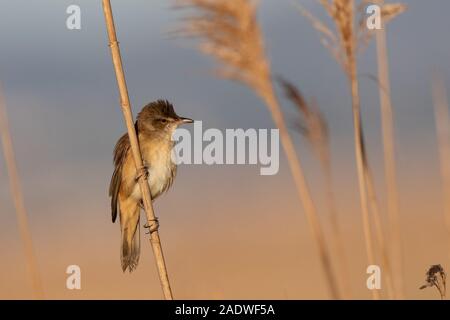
[{"left": 109, "top": 100, "right": 193, "bottom": 272}]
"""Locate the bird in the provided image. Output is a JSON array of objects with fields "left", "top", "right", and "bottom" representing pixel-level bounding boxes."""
[{"left": 109, "top": 100, "right": 193, "bottom": 272}]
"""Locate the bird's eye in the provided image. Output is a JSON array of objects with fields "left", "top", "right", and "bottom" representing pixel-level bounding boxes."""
[{"left": 159, "top": 119, "right": 167, "bottom": 124}]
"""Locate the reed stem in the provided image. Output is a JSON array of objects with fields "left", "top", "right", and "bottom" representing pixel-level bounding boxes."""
[
  {"left": 375, "top": 14, "right": 404, "bottom": 299},
  {"left": 323, "top": 163, "right": 352, "bottom": 299},
  {"left": 348, "top": 57, "right": 380, "bottom": 300},
  {"left": 364, "top": 164, "right": 395, "bottom": 299},
  {"left": 0, "top": 88, "right": 45, "bottom": 299},
  {"left": 263, "top": 89, "right": 340, "bottom": 299},
  {"left": 432, "top": 74, "right": 450, "bottom": 270},
  {"left": 102, "top": 0, "right": 173, "bottom": 299}
]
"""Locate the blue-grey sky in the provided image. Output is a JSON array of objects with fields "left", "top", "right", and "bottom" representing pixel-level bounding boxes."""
[
  {"left": 0, "top": 0, "right": 448, "bottom": 168},
  {"left": 0, "top": 0, "right": 448, "bottom": 212}
]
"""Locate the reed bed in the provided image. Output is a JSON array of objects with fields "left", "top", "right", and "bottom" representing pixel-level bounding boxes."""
[
  {"left": 174, "top": 0, "right": 341, "bottom": 299},
  {"left": 1, "top": 0, "right": 447, "bottom": 300},
  {"left": 296, "top": 0, "right": 404, "bottom": 299}
]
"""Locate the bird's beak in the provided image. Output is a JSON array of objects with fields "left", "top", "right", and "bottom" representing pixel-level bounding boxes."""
[{"left": 177, "top": 117, "right": 194, "bottom": 124}]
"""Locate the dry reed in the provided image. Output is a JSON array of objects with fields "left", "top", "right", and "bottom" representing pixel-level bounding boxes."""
[
  {"left": 357, "top": 0, "right": 406, "bottom": 54},
  {"left": 0, "top": 87, "right": 45, "bottom": 299},
  {"left": 373, "top": 0, "right": 406, "bottom": 299},
  {"left": 102, "top": 0, "right": 173, "bottom": 299},
  {"left": 278, "top": 78, "right": 351, "bottom": 298},
  {"left": 364, "top": 163, "right": 395, "bottom": 299},
  {"left": 420, "top": 264, "right": 446, "bottom": 300},
  {"left": 174, "top": 0, "right": 340, "bottom": 299},
  {"left": 296, "top": 0, "right": 404, "bottom": 299},
  {"left": 432, "top": 73, "right": 450, "bottom": 270}
]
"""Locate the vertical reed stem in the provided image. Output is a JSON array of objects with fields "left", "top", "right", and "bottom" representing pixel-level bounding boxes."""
[
  {"left": 323, "top": 164, "right": 352, "bottom": 299},
  {"left": 0, "top": 88, "right": 44, "bottom": 299},
  {"left": 102, "top": 0, "right": 173, "bottom": 299},
  {"left": 375, "top": 15, "right": 404, "bottom": 299},
  {"left": 364, "top": 165, "right": 395, "bottom": 299},
  {"left": 263, "top": 89, "right": 340, "bottom": 299},
  {"left": 432, "top": 74, "right": 450, "bottom": 265},
  {"left": 348, "top": 57, "right": 380, "bottom": 300}
]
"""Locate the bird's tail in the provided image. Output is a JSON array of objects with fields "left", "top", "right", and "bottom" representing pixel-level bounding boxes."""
[{"left": 120, "top": 205, "right": 140, "bottom": 273}]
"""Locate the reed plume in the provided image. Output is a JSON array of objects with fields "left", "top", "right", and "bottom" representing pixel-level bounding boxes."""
[
  {"left": 278, "top": 78, "right": 351, "bottom": 298},
  {"left": 174, "top": 0, "right": 340, "bottom": 299},
  {"left": 0, "top": 87, "right": 45, "bottom": 299},
  {"left": 296, "top": 0, "right": 404, "bottom": 299},
  {"left": 420, "top": 264, "right": 446, "bottom": 300},
  {"left": 357, "top": 0, "right": 406, "bottom": 53}
]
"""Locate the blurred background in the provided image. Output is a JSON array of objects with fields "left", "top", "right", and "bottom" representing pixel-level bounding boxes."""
[{"left": 0, "top": 0, "right": 450, "bottom": 299}]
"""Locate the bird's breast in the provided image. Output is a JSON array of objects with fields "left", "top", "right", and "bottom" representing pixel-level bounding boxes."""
[{"left": 132, "top": 138, "right": 176, "bottom": 200}]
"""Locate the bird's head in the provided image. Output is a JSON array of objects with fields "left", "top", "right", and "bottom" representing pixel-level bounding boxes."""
[{"left": 136, "top": 100, "right": 193, "bottom": 135}]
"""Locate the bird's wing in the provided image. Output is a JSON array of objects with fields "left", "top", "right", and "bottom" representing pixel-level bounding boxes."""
[{"left": 109, "top": 132, "right": 131, "bottom": 223}]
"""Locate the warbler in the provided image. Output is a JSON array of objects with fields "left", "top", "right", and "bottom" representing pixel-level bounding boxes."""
[{"left": 109, "top": 100, "right": 193, "bottom": 272}]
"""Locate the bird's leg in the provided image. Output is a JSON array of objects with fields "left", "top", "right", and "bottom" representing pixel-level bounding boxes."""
[
  {"left": 135, "top": 162, "right": 158, "bottom": 233},
  {"left": 143, "top": 217, "right": 159, "bottom": 234},
  {"left": 135, "top": 164, "right": 149, "bottom": 182}
]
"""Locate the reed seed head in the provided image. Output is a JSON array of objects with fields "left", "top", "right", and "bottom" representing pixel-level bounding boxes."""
[
  {"left": 420, "top": 264, "right": 446, "bottom": 300},
  {"left": 174, "top": 0, "right": 272, "bottom": 99}
]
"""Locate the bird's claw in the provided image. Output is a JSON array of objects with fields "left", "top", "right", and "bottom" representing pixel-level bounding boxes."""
[
  {"left": 144, "top": 217, "right": 159, "bottom": 234},
  {"left": 135, "top": 165, "right": 149, "bottom": 181}
]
